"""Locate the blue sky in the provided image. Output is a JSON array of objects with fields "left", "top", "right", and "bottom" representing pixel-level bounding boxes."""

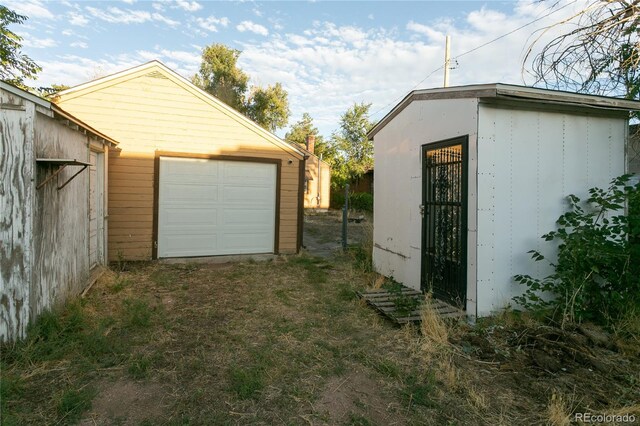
[{"left": 7, "top": 0, "right": 584, "bottom": 137}]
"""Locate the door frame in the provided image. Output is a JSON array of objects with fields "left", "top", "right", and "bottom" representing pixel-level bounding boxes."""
[
  {"left": 89, "top": 148, "right": 106, "bottom": 268},
  {"left": 152, "top": 151, "right": 282, "bottom": 259},
  {"left": 420, "top": 135, "right": 469, "bottom": 309}
]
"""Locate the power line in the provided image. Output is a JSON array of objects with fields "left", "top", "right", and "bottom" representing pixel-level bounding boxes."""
[{"left": 370, "top": 0, "right": 578, "bottom": 119}]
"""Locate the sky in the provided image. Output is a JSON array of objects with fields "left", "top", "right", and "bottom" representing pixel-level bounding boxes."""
[{"left": 6, "top": 0, "right": 586, "bottom": 137}]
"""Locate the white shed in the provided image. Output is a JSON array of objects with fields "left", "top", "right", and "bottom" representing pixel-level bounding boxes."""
[
  {"left": 1, "top": 82, "right": 117, "bottom": 341},
  {"left": 368, "top": 84, "right": 640, "bottom": 318}
]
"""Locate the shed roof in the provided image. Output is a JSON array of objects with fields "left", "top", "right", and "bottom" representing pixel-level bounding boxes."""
[
  {"left": 54, "top": 60, "right": 305, "bottom": 158},
  {"left": 368, "top": 83, "right": 640, "bottom": 139},
  {"left": 1, "top": 81, "right": 118, "bottom": 147}
]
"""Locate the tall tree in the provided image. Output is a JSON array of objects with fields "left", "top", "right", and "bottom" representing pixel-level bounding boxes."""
[
  {"left": 330, "top": 102, "right": 375, "bottom": 187},
  {"left": 526, "top": 0, "right": 640, "bottom": 166},
  {"left": 285, "top": 113, "right": 323, "bottom": 147},
  {"left": 0, "top": 5, "right": 40, "bottom": 86},
  {"left": 193, "top": 43, "right": 290, "bottom": 132},
  {"left": 192, "top": 43, "right": 249, "bottom": 112},
  {"left": 245, "top": 83, "right": 290, "bottom": 132},
  {"left": 526, "top": 0, "right": 639, "bottom": 100}
]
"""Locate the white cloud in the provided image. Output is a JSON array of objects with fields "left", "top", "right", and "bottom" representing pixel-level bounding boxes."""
[
  {"left": 158, "top": 49, "right": 200, "bottom": 65},
  {"left": 20, "top": 34, "right": 57, "bottom": 48},
  {"left": 85, "top": 6, "right": 178, "bottom": 26},
  {"left": 70, "top": 41, "right": 88, "bottom": 49},
  {"left": 3, "top": 0, "right": 54, "bottom": 20},
  {"left": 237, "top": 20, "right": 269, "bottom": 36},
  {"left": 122, "top": 0, "right": 136, "bottom": 4},
  {"left": 29, "top": 0, "right": 586, "bottom": 138},
  {"left": 152, "top": 13, "right": 180, "bottom": 27},
  {"left": 196, "top": 15, "right": 230, "bottom": 32},
  {"left": 232, "top": 1, "right": 583, "bottom": 136},
  {"left": 69, "top": 12, "right": 89, "bottom": 27},
  {"left": 406, "top": 20, "right": 444, "bottom": 41},
  {"left": 175, "top": 0, "right": 202, "bottom": 12}
]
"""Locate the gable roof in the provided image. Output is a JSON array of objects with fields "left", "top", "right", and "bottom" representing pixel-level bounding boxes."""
[
  {"left": 368, "top": 83, "right": 640, "bottom": 139},
  {"left": 55, "top": 60, "right": 304, "bottom": 158},
  {"left": 1, "top": 81, "right": 118, "bottom": 147}
]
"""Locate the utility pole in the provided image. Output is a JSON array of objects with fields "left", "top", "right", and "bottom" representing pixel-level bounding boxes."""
[{"left": 444, "top": 35, "right": 451, "bottom": 87}]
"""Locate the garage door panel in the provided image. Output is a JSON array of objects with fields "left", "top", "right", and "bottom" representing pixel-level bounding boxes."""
[
  {"left": 223, "top": 185, "right": 274, "bottom": 203},
  {"left": 159, "top": 233, "right": 218, "bottom": 257},
  {"left": 163, "top": 158, "right": 218, "bottom": 182},
  {"left": 162, "top": 183, "right": 219, "bottom": 203},
  {"left": 222, "top": 208, "right": 274, "bottom": 226},
  {"left": 163, "top": 207, "right": 218, "bottom": 226},
  {"left": 221, "top": 232, "right": 272, "bottom": 251},
  {"left": 158, "top": 157, "right": 276, "bottom": 258},
  {"left": 224, "top": 162, "right": 273, "bottom": 179}
]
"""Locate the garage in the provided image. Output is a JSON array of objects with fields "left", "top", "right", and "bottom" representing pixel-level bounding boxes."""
[
  {"left": 157, "top": 156, "right": 278, "bottom": 257},
  {"left": 56, "top": 61, "right": 305, "bottom": 261}
]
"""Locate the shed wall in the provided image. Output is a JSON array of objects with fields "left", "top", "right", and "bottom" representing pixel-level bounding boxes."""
[
  {"left": 0, "top": 89, "right": 35, "bottom": 341},
  {"left": 31, "top": 113, "right": 106, "bottom": 322},
  {"left": 372, "top": 98, "right": 479, "bottom": 312},
  {"left": 476, "top": 104, "right": 627, "bottom": 316},
  {"left": 57, "top": 70, "right": 301, "bottom": 260},
  {"left": 0, "top": 87, "right": 108, "bottom": 341}
]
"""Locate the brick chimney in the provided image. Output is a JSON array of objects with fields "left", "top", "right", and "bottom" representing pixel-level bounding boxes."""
[{"left": 305, "top": 134, "right": 315, "bottom": 154}]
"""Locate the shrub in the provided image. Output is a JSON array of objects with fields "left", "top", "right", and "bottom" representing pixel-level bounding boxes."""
[
  {"left": 513, "top": 175, "right": 640, "bottom": 327},
  {"left": 330, "top": 190, "right": 373, "bottom": 212}
]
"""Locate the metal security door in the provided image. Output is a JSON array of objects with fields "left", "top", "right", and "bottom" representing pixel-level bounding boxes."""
[{"left": 421, "top": 136, "right": 468, "bottom": 308}]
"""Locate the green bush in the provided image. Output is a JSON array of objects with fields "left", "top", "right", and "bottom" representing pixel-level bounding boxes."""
[
  {"left": 514, "top": 175, "right": 640, "bottom": 327},
  {"left": 330, "top": 191, "right": 373, "bottom": 212}
]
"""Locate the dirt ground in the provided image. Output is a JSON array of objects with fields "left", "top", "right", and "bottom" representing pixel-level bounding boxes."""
[
  {"left": 303, "top": 209, "right": 372, "bottom": 257},
  {"left": 1, "top": 211, "right": 639, "bottom": 425}
]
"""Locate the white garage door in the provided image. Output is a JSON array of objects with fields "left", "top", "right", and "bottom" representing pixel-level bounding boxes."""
[{"left": 158, "top": 157, "right": 277, "bottom": 258}]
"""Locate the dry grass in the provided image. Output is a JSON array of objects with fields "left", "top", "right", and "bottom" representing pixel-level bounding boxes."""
[
  {"left": 419, "top": 294, "right": 450, "bottom": 359},
  {"left": 547, "top": 391, "right": 573, "bottom": 426},
  {"left": 3, "top": 212, "right": 639, "bottom": 425}
]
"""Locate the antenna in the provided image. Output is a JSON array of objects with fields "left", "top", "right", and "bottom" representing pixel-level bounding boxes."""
[{"left": 444, "top": 35, "right": 451, "bottom": 87}]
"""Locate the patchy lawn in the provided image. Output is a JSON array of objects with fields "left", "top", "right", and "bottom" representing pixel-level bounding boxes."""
[{"left": 1, "top": 212, "right": 639, "bottom": 425}]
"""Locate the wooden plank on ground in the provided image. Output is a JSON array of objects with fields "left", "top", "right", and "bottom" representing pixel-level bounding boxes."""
[{"left": 357, "top": 285, "right": 466, "bottom": 325}]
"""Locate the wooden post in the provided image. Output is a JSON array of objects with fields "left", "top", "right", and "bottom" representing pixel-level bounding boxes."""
[
  {"left": 342, "top": 184, "right": 349, "bottom": 250},
  {"left": 444, "top": 35, "right": 451, "bottom": 88}
]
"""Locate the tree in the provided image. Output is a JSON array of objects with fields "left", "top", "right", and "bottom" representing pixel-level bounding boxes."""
[
  {"left": 192, "top": 44, "right": 249, "bottom": 112},
  {"left": 245, "top": 83, "right": 290, "bottom": 132},
  {"left": 329, "top": 102, "right": 375, "bottom": 187},
  {"left": 526, "top": 0, "right": 640, "bottom": 174},
  {"left": 0, "top": 5, "right": 40, "bottom": 86},
  {"left": 526, "top": 0, "right": 639, "bottom": 100},
  {"left": 192, "top": 43, "right": 290, "bottom": 132},
  {"left": 36, "top": 83, "right": 71, "bottom": 98},
  {"left": 285, "top": 113, "right": 323, "bottom": 147}
]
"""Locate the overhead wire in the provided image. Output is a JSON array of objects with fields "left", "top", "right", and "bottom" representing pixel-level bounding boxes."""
[{"left": 370, "top": 0, "right": 579, "bottom": 119}]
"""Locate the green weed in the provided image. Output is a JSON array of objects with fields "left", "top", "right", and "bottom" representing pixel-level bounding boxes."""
[
  {"left": 122, "top": 298, "right": 153, "bottom": 328},
  {"left": 128, "top": 354, "right": 153, "bottom": 379},
  {"left": 228, "top": 366, "right": 265, "bottom": 399},
  {"left": 57, "top": 387, "right": 96, "bottom": 423},
  {"left": 402, "top": 372, "right": 437, "bottom": 409}
]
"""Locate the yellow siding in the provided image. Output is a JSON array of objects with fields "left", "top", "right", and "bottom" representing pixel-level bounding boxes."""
[
  {"left": 304, "top": 157, "right": 331, "bottom": 209},
  {"left": 57, "top": 67, "right": 302, "bottom": 260}
]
